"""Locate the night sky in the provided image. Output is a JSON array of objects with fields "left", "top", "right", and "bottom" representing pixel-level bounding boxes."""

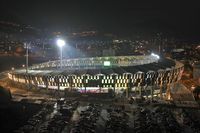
[{"left": 0, "top": 0, "right": 200, "bottom": 37}]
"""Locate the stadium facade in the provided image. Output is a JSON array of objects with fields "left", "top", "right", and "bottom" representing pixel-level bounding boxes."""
[{"left": 8, "top": 54, "right": 184, "bottom": 99}]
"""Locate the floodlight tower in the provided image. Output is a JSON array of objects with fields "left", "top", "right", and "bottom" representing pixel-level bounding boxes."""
[{"left": 56, "top": 39, "right": 66, "bottom": 69}]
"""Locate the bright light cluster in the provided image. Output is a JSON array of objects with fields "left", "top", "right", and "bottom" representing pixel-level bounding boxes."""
[
  {"left": 151, "top": 53, "right": 160, "bottom": 59},
  {"left": 104, "top": 61, "right": 111, "bottom": 66},
  {"left": 56, "top": 39, "right": 65, "bottom": 47}
]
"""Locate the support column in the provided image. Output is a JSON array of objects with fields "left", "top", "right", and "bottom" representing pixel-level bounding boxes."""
[
  {"left": 57, "top": 76, "right": 60, "bottom": 91},
  {"left": 99, "top": 75, "right": 102, "bottom": 93},
  {"left": 113, "top": 75, "right": 116, "bottom": 93},
  {"left": 160, "top": 77, "right": 163, "bottom": 99},
  {"left": 127, "top": 74, "right": 132, "bottom": 98},
  {"left": 45, "top": 76, "right": 48, "bottom": 90},
  {"left": 70, "top": 76, "right": 73, "bottom": 91},
  {"left": 166, "top": 84, "right": 171, "bottom": 100},
  {"left": 84, "top": 75, "right": 86, "bottom": 93},
  {"left": 34, "top": 76, "right": 38, "bottom": 89},
  {"left": 139, "top": 86, "right": 142, "bottom": 98},
  {"left": 56, "top": 76, "right": 60, "bottom": 98}
]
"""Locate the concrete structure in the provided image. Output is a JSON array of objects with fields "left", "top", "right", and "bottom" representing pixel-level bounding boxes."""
[{"left": 8, "top": 54, "right": 184, "bottom": 99}]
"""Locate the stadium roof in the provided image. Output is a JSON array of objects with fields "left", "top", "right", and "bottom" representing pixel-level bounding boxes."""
[{"left": 12, "top": 58, "right": 176, "bottom": 77}]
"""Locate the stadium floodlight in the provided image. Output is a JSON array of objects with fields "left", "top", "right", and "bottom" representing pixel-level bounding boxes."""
[
  {"left": 151, "top": 53, "right": 160, "bottom": 59},
  {"left": 56, "top": 39, "right": 65, "bottom": 47},
  {"left": 56, "top": 39, "right": 66, "bottom": 69}
]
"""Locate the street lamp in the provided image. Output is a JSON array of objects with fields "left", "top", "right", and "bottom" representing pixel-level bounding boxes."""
[{"left": 56, "top": 39, "right": 65, "bottom": 69}]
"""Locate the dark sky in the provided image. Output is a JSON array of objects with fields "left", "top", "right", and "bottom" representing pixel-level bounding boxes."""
[{"left": 0, "top": 0, "right": 200, "bottom": 37}]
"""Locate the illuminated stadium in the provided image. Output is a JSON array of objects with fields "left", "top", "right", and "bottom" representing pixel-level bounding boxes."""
[{"left": 8, "top": 54, "right": 184, "bottom": 99}]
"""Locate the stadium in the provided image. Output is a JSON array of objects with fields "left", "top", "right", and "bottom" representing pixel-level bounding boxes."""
[{"left": 8, "top": 53, "right": 184, "bottom": 99}]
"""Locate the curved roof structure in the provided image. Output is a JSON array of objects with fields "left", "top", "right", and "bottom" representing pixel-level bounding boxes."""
[
  {"left": 29, "top": 55, "right": 160, "bottom": 70},
  {"left": 11, "top": 58, "right": 176, "bottom": 77}
]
